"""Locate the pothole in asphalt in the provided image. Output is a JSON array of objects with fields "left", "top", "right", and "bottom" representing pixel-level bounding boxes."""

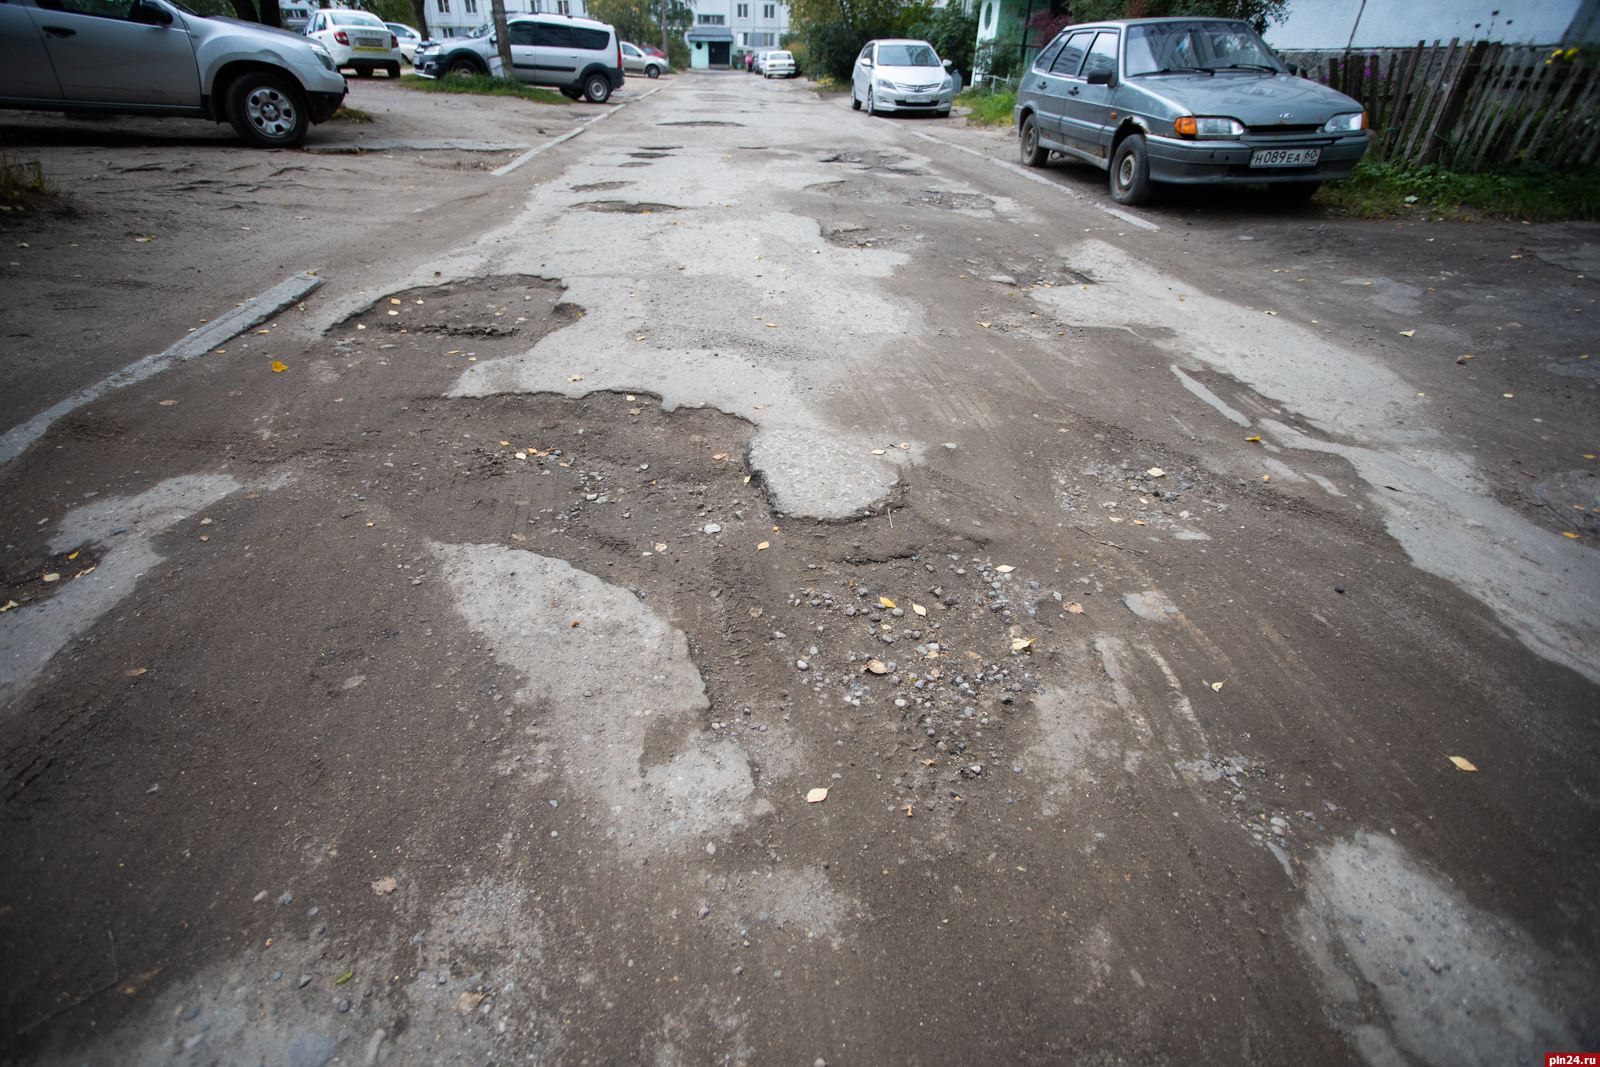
[
  {"left": 577, "top": 200, "right": 682, "bottom": 214},
  {"left": 909, "top": 189, "right": 995, "bottom": 211},
  {"left": 820, "top": 150, "right": 925, "bottom": 174},
  {"left": 335, "top": 275, "right": 578, "bottom": 342},
  {"left": 618, "top": 161, "right": 652, "bottom": 167},
  {"left": 571, "top": 180, "right": 633, "bottom": 192},
  {"left": 657, "top": 120, "right": 743, "bottom": 127},
  {"left": 639, "top": 144, "right": 684, "bottom": 150},
  {"left": 1533, "top": 469, "right": 1600, "bottom": 535}
]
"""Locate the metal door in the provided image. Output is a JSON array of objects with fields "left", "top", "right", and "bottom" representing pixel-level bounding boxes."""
[
  {"left": 0, "top": 1, "right": 63, "bottom": 100},
  {"left": 1034, "top": 30, "right": 1092, "bottom": 138},
  {"left": 1059, "top": 30, "right": 1117, "bottom": 157},
  {"left": 29, "top": 0, "right": 198, "bottom": 106}
]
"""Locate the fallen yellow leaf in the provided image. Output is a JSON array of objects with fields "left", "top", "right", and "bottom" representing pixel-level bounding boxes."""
[
  {"left": 996, "top": 565, "right": 1014, "bottom": 573},
  {"left": 42, "top": 573, "right": 59, "bottom": 582},
  {"left": 655, "top": 543, "right": 668, "bottom": 552},
  {"left": 878, "top": 596, "right": 896, "bottom": 609},
  {"left": 1245, "top": 435, "right": 1260, "bottom": 442},
  {"left": 1011, "top": 637, "right": 1034, "bottom": 652},
  {"left": 806, "top": 788, "right": 828, "bottom": 803},
  {"left": 757, "top": 541, "right": 770, "bottom": 550},
  {"left": 390, "top": 298, "right": 401, "bottom": 305},
  {"left": 1448, "top": 756, "right": 1477, "bottom": 772},
  {"left": 1211, "top": 680, "right": 1224, "bottom": 692},
  {"left": 713, "top": 453, "right": 728, "bottom": 460},
  {"left": 158, "top": 399, "right": 178, "bottom": 406},
  {"left": 912, "top": 603, "right": 926, "bottom": 616},
  {"left": 67, "top": 551, "right": 78, "bottom": 560},
  {"left": 1132, "top": 520, "right": 1146, "bottom": 525},
  {"left": 1147, "top": 468, "right": 1165, "bottom": 477},
  {"left": 366, "top": 522, "right": 375, "bottom": 527},
  {"left": 500, "top": 440, "right": 510, "bottom": 446},
  {"left": 271, "top": 361, "right": 287, "bottom": 372},
  {"left": 870, "top": 449, "right": 886, "bottom": 455},
  {"left": 978, "top": 322, "right": 992, "bottom": 328},
  {"left": 1399, "top": 330, "right": 1415, "bottom": 337},
  {"left": 1563, "top": 531, "right": 1580, "bottom": 538}
]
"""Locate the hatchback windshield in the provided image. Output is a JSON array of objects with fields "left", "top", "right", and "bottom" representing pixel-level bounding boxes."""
[
  {"left": 878, "top": 43, "right": 939, "bottom": 67},
  {"left": 1125, "top": 21, "right": 1281, "bottom": 75},
  {"left": 329, "top": 10, "right": 385, "bottom": 25}
]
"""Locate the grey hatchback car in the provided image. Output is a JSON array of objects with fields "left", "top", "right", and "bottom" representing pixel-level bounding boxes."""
[{"left": 1015, "top": 17, "right": 1367, "bottom": 205}]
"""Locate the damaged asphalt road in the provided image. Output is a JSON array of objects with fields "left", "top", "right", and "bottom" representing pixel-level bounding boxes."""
[{"left": 0, "top": 73, "right": 1596, "bottom": 1065}]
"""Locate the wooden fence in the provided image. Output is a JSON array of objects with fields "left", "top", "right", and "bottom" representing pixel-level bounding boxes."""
[{"left": 1279, "top": 42, "right": 1600, "bottom": 172}]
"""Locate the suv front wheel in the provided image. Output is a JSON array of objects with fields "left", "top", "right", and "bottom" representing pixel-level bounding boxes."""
[
  {"left": 583, "top": 73, "right": 613, "bottom": 103},
  {"left": 226, "top": 71, "right": 309, "bottom": 149}
]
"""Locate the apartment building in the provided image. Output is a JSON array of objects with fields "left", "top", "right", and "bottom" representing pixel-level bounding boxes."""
[
  {"left": 427, "top": 0, "right": 588, "bottom": 39},
  {"left": 684, "top": 0, "right": 789, "bottom": 67}
]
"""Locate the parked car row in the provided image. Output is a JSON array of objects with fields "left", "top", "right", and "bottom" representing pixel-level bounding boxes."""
[{"left": 413, "top": 14, "right": 625, "bottom": 103}]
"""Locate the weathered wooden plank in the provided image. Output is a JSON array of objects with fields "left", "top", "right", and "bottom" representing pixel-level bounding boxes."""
[
  {"left": 1382, "top": 42, "right": 1427, "bottom": 157},
  {"left": 1403, "top": 39, "right": 1459, "bottom": 165},
  {"left": 1452, "top": 43, "right": 1507, "bottom": 167},
  {"left": 1526, "top": 57, "right": 1589, "bottom": 163},
  {"left": 1471, "top": 47, "right": 1543, "bottom": 169},
  {"left": 1501, "top": 56, "right": 1560, "bottom": 163},
  {"left": 1374, "top": 52, "right": 1399, "bottom": 131},
  {"left": 1421, "top": 40, "right": 1491, "bottom": 166},
  {"left": 1547, "top": 64, "right": 1600, "bottom": 166}
]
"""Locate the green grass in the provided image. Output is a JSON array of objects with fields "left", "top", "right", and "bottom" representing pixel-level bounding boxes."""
[
  {"left": 0, "top": 154, "right": 56, "bottom": 207},
  {"left": 956, "top": 89, "right": 1016, "bottom": 127},
  {"left": 398, "top": 72, "right": 568, "bottom": 105},
  {"left": 1318, "top": 155, "right": 1600, "bottom": 222},
  {"left": 331, "top": 105, "right": 374, "bottom": 122}
]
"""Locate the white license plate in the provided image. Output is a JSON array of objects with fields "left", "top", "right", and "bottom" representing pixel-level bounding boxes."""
[
  {"left": 906, "top": 95, "right": 930, "bottom": 103},
  {"left": 1250, "top": 147, "right": 1320, "bottom": 168}
]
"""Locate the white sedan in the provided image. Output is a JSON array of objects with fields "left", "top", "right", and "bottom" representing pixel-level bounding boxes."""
[
  {"left": 762, "top": 50, "right": 795, "bottom": 78},
  {"left": 305, "top": 9, "right": 403, "bottom": 78}
]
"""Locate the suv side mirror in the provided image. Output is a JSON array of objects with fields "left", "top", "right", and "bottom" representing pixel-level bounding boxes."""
[
  {"left": 132, "top": 0, "right": 174, "bottom": 24},
  {"left": 1086, "top": 69, "right": 1112, "bottom": 85}
]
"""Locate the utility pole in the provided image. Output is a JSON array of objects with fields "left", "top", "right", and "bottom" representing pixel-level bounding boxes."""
[{"left": 491, "top": 0, "right": 515, "bottom": 81}]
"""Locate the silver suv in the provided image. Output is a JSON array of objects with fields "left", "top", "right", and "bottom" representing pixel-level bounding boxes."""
[
  {"left": 413, "top": 14, "right": 623, "bottom": 103},
  {"left": 0, "top": 0, "right": 348, "bottom": 148}
]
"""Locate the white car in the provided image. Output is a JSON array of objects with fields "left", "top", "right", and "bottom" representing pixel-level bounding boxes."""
[
  {"left": 620, "top": 41, "right": 663, "bottom": 78},
  {"left": 386, "top": 22, "right": 422, "bottom": 64},
  {"left": 762, "top": 49, "right": 795, "bottom": 78},
  {"left": 412, "top": 15, "right": 624, "bottom": 103},
  {"left": 305, "top": 8, "right": 403, "bottom": 78},
  {"left": 850, "top": 38, "right": 955, "bottom": 117}
]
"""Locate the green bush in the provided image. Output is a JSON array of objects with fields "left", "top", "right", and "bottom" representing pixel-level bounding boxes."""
[
  {"left": 957, "top": 88, "right": 1015, "bottom": 126},
  {"left": 907, "top": 1, "right": 977, "bottom": 80},
  {"left": 1318, "top": 155, "right": 1600, "bottom": 221}
]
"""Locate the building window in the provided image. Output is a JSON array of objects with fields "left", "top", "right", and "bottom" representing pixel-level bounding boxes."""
[
  {"left": 762, "top": 3, "right": 773, "bottom": 17},
  {"left": 697, "top": 13, "right": 724, "bottom": 23},
  {"left": 436, "top": 0, "right": 448, "bottom": 12},
  {"left": 739, "top": 31, "right": 746, "bottom": 44},
  {"left": 463, "top": 0, "right": 477, "bottom": 11},
  {"left": 736, "top": 3, "right": 747, "bottom": 15}
]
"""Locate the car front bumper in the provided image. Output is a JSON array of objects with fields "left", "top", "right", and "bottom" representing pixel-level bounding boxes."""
[
  {"left": 1144, "top": 133, "right": 1368, "bottom": 183},
  {"left": 307, "top": 88, "right": 346, "bottom": 122},
  {"left": 414, "top": 53, "right": 445, "bottom": 76},
  {"left": 877, "top": 88, "right": 953, "bottom": 111}
]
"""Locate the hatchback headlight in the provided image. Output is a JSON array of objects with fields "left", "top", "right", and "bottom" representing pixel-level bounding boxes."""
[
  {"left": 1174, "top": 116, "right": 1245, "bottom": 138},
  {"left": 310, "top": 45, "right": 335, "bottom": 71},
  {"left": 1323, "top": 112, "right": 1366, "bottom": 132}
]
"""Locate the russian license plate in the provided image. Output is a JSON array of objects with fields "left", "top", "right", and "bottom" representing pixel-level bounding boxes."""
[
  {"left": 1250, "top": 147, "right": 1320, "bottom": 168},
  {"left": 907, "top": 95, "right": 930, "bottom": 103}
]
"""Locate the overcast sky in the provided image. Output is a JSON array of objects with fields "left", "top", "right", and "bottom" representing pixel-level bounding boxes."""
[{"left": 1262, "top": 0, "right": 1582, "bottom": 50}]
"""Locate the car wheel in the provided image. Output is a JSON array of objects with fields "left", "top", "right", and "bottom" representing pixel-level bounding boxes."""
[
  {"left": 583, "top": 73, "right": 612, "bottom": 103},
  {"left": 1019, "top": 114, "right": 1047, "bottom": 167},
  {"left": 866, "top": 88, "right": 877, "bottom": 115},
  {"left": 225, "top": 72, "right": 309, "bottom": 149},
  {"left": 1110, "top": 134, "right": 1154, "bottom": 206},
  {"left": 386, "top": 62, "right": 401, "bottom": 78},
  {"left": 447, "top": 57, "right": 482, "bottom": 77},
  {"left": 1267, "top": 180, "right": 1321, "bottom": 204},
  {"left": 645, "top": 64, "right": 659, "bottom": 78},
  {"left": 851, "top": 85, "right": 861, "bottom": 110}
]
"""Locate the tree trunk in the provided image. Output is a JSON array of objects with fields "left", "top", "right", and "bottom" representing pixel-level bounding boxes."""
[
  {"left": 661, "top": 0, "right": 670, "bottom": 71},
  {"left": 410, "top": 0, "right": 430, "bottom": 40},
  {"left": 228, "top": 0, "right": 260, "bottom": 22},
  {"left": 258, "top": 0, "right": 280, "bottom": 28},
  {"left": 490, "top": 0, "right": 515, "bottom": 81}
]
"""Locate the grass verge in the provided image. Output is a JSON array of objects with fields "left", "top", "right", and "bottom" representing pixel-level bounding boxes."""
[
  {"left": 956, "top": 89, "right": 1016, "bottom": 127},
  {"left": 397, "top": 72, "right": 568, "bottom": 105},
  {"left": 1318, "top": 155, "right": 1600, "bottom": 222},
  {"left": 331, "top": 105, "right": 374, "bottom": 122},
  {"left": 0, "top": 154, "right": 58, "bottom": 209}
]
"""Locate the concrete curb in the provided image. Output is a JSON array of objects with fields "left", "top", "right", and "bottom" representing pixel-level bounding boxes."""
[{"left": 0, "top": 271, "right": 324, "bottom": 465}]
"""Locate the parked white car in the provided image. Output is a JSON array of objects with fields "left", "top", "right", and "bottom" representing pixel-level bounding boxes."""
[
  {"left": 305, "top": 8, "right": 402, "bottom": 78},
  {"left": 850, "top": 38, "right": 955, "bottom": 117},
  {"left": 0, "top": 0, "right": 346, "bottom": 147},
  {"left": 386, "top": 21, "right": 422, "bottom": 64},
  {"left": 620, "top": 40, "right": 663, "bottom": 78},
  {"left": 413, "top": 14, "right": 624, "bottom": 103},
  {"left": 762, "top": 49, "right": 795, "bottom": 78}
]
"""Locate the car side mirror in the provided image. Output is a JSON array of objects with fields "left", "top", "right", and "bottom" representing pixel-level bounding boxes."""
[
  {"left": 1086, "top": 69, "right": 1112, "bottom": 85},
  {"left": 132, "top": 0, "right": 174, "bottom": 25},
  {"left": 943, "top": 59, "right": 952, "bottom": 69}
]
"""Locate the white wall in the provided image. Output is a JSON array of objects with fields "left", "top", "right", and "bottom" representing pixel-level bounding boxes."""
[{"left": 427, "top": 0, "right": 588, "bottom": 39}]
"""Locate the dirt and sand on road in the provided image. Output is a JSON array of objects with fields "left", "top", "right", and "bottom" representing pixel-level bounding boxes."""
[{"left": 0, "top": 72, "right": 1597, "bottom": 1065}]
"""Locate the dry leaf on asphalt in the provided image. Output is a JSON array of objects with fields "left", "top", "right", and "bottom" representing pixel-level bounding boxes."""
[
  {"left": 456, "top": 992, "right": 484, "bottom": 1015},
  {"left": 757, "top": 541, "right": 770, "bottom": 550},
  {"left": 567, "top": 375, "right": 583, "bottom": 382},
  {"left": 911, "top": 603, "right": 926, "bottom": 616},
  {"left": 863, "top": 659, "right": 888, "bottom": 674},
  {"left": 921, "top": 759, "right": 938, "bottom": 766},
  {"left": 748, "top": 606, "right": 762, "bottom": 618},
  {"left": 1211, "top": 681, "right": 1224, "bottom": 692},
  {"left": 510, "top": 533, "right": 525, "bottom": 541},
  {"left": 806, "top": 788, "right": 828, "bottom": 803},
  {"left": 1066, "top": 603, "right": 1084, "bottom": 614},
  {"left": 655, "top": 543, "right": 668, "bottom": 552},
  {"left": 878, "top": 596, "right": 896, "bottom": 608},
  {"left": 1448, "top": 756, "right": 1478, "bottom": 771},
  {"left": 1011, "top": 637, "right": 1034, "bottom": 652},
  {"left": 996, "top": 565, "right": 1014, "bottom": 573},
  {"left": 42, "top": 573, "right": 59, "bottom": 582},
  {"left": 1132, "top": 520, "right": 1146, "bottom": 525},
  {"left": 1245, "top": 435, "right": 1260, "bottom": 442},
  {"left": 870, "top": 449, "right": 886, "bottom": 455},
  {"left": 1400, "top": 330, "right": 1415, "bottom": 337},
  {"left": 1147, "top": 468, "right": 1165, "bottom": 477},
  {"left": 124, "top": 667, "right": 147, "bottom": 676},
  {"left": 629, "top": 408, "right": 642, "bottom": 415},
  {"left": 371, "top": 877, "right": 397, "bottom": 896},
  {"left": 158, "top": 399, "right": 179, "bottom": 406},
  {"left": 0, "top": 600, "right": 18, "bottom": 612},
  {"left": 713, "top": 453, "right": 728, "bottom": 460},
  {"left": 271, "top": 361, "right": 287, "bottom": 372}
]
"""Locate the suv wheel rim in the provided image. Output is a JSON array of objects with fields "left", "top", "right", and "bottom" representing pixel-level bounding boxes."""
[
  {"left": 1024, "top": 124, "right": 1035, "bottom": 154},
  {"left": 1117, "top": 153, "right": 1134, "bottom": 189},
  {"left": 246, "top": 87, "right": 295, "bottom": 137}
]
